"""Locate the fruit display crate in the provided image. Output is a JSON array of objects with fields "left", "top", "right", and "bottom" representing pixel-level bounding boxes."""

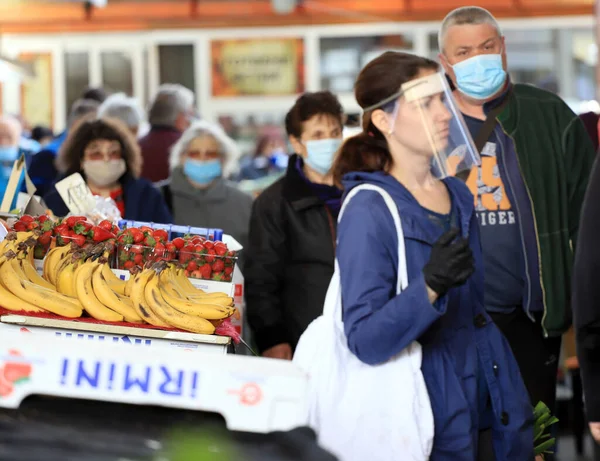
[
  {"left": 0, "top": 315, "right": 232, "bottom": 355},
  {"left": 0, "top": 330, "right": 309, "bottom": 435}
]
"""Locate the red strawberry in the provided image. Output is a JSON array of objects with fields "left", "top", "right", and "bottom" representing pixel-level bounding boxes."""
[
  {"left": 153, "top": 242, "right": 166, "bottom": 258},
  {"left": 65, "top": 216, "right": 86, "bottom": 228},
  {"left": 123, "top": 260, "right": 135, "bottom": 270},
  {"left": 130, "top": 244, "right": 144, "bottom": 254},
  {"left": 37, "top": 215, "right": 49, "bottom": 223},
  {"left": 172, "top": 237, "right": 185, "bottom": 250},
  {"left": 166, "top": 242, "right": 176, "bottom": 253},
  {"left": 38, "top": 231, "right": 52, "bottom": 246},
  {"left": 184, "top": 269, "right": 191, "bottom": 277},
  {"left": 214, "top": 243, "right": 227, "bottom": 256},
  {"left": 153, "top": 229, "right": 168, "bottom": 242},
  {"left": 71, "top": 234, "right": 86, "bottom": 247},
  {"left": 224, "top": 266, "right": 234, "bottom": 276},
  {"left": 26, "top": 221, "right": 40, "bottom": 230},
  {"left": 89, "top": 226, "right": 116, "bottom": 242},
  {"left": 133, "top": 254, "right": 143, "bottom": 265},
  {"left": 98, "top": 220, "right": 113, "bottom": 232},
  {"left": 13, "top": 221, "right": 26, "bottom": 232},
  {"left": 199, "top": 264, "right": 212, "bottom": 279},
  {"left": 203, "top": 240, "right": 215, "bottom": 250},
  {"left": 193, "top": 243, "right": 205, "bottom": 253},
  {"left": 129, "top": 228, "right": 144, "bottom": 244},
  {"left": 19, "top": 215, "right": 34, "bottom": 224},
  {"left": 205, "top": 248, "right": 216, "bottom": 263},
  {"left": 186, "top": 261, "right": 198, "bottom": 272},
  {"left": 212, "top": 259, "right": 225, "bottom": 273}
]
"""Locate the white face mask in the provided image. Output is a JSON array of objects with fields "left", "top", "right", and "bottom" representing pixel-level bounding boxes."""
[{"left": 82, "top": 159, "right": 127, "bottom": 187}]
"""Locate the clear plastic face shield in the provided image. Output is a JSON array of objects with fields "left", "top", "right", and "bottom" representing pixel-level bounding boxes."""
[{"left": 364, "top": 72, "right": 481, "bottom": 179}]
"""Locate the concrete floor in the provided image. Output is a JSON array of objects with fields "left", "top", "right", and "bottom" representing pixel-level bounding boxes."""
[{"left": 556, "top": 435, "right": 599, "bottom": 461}]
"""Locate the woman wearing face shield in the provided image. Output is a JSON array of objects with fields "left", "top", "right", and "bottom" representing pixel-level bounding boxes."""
[
  {"left": 332, "top": 51, "right": 533, "bottom": 460},
  {"left": 160, "top": 120, "right": 253, "bottom": 250},
  {"left": 43, "top": 116, "right": 172, "bottom": 223}
]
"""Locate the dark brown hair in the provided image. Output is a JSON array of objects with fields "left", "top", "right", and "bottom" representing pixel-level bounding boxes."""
[
  {"left": 284, "top": 91, "right": 344, "bottom": 139},
  {"left": 332, "top": 52, "right": 438, "bottom": 187},
  {"left": 56, "top": 115, "right": 142, "bottom": 178}
]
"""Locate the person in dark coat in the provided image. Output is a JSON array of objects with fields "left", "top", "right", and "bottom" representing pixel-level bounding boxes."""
[
  {"left": 244, "top": 91, "right": 344, "bottom": 360},
  {"left": 572, "top": 157, "right": 600, "bottom": 444},
  {"left": 138, "top": 84, "right": 195, "bottom": 183},
  {"left": 43, "top": 116, "right": 171, "bottom": 223},
  {"left": 331, "top": 51, "right": 533, "bottom": 460}
]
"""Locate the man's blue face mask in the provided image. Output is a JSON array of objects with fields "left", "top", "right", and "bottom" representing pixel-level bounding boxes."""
[{"left": 452, "top": 53, "right": 507, "bottom": 101}]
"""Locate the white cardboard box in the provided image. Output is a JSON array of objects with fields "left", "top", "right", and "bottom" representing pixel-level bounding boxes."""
[
  {"left": 0, "top": 316, "right": 231, "bottom": 355},
  {"left": 0, "top": 331, "right": 308, "bottom": 433}
]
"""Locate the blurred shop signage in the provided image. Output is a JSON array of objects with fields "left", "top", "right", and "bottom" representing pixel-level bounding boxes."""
[{"left": 211, "top": 38, "right": 304, "bottom": 96}]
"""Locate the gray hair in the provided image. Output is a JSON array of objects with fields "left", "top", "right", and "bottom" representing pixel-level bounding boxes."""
[
  {"left": 68, "top": 98, "right": 100, "bottom": 128},
  {"left": 148, "top": 84, "right": 195, "bottom": 127},
  {"left": 98, "top": 92, "right": 144, "bottom": 132},
  {"left": 0, "top": 115, "right": 22, "bottom": 144},
  {"left": 169, "top": 120, "right": 241, "bottom": 178},
  {"left": 438, "top": 6, "right": 502, "bottom": 53}
]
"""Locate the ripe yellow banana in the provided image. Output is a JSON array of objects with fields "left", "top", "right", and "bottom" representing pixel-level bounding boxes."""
[
  {"left": 91, "top": 265, "right": 143, "bottom": 323},
  {"left": 44, "top": 245, "right": 72, "bottom": 285},
  {"left": 157, "top": 278, "right": 234, "bottom": 320},
  {"left": 124, "top": 272, "right": 137, "bottom": 297},
  {"left": 165, "top": 268, "right": 233, "bottom": 303},
  {"left": 56, "top": 261, "right": 78, "bottom": 298},
  {"left": 145, "top": 273, "right": 215, "bottom": 335},
  {"left": 101, "top": 263, "right": 126, "bottom": 285},
  {"left": 0, "top": 262, "right": 48, "bottom": 313},
  {"left": 19, "top": 257, "right": 56, "bottom": 291},
  {"left": 129, "top": 269, "right": 169, "bottom": 327},
  {"left": 0, "top": 258, "right": 82, "bottom": 318},
  {"left": 75, "top": 262, "right": 124, "bottom": 322}
]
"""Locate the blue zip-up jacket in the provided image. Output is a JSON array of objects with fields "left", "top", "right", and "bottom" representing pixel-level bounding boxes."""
[{"left": 338, "top": 171, "right": 534, "bottom": 460}]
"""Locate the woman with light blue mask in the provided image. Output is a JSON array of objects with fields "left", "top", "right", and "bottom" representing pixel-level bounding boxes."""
[{"left": 160, "top": 120, "right": 253, "bottom": 251}]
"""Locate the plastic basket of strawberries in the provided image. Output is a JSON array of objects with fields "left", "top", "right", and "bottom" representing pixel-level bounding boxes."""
[
  {"left": 176, "top": 235, "right": 237, "bottom": 283},
  {"left": 115, "top": 226, "right": 177, "bottom": 271}
]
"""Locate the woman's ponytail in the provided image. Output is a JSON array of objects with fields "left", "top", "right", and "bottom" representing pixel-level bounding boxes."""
[{"left": 332, "top": 127, "right": 391, "bottom": 188}]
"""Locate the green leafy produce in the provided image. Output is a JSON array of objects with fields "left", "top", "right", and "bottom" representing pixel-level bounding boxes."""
[{"left": 533, "top": 401, "right": 558, "bottom": 458}]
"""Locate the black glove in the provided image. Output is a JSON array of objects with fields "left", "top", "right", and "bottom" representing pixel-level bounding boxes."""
[{"left": 423, "top": 227, "right": 475, "bottom": 297}]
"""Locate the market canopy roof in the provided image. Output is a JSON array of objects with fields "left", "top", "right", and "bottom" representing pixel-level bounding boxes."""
[{"left": 0, "top": 0, "right": 593, "bottom": 33}]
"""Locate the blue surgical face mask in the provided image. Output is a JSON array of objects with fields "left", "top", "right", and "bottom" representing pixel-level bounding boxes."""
[
  {"left": 305, "top": 138, "right": 342, "bottom": 175},
  {"left": 452, "top": 53, "right": 507, "bottom": 100},
  {"left": 183, "top": 159, "right": 222, "bottom": 185},
  {"left": 0, "top": 146, "right": 19, "bottom": 163}
]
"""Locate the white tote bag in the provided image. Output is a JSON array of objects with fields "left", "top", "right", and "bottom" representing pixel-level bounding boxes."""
[{"left": 293, "top": 184, "right": 434, "bottom": 461}]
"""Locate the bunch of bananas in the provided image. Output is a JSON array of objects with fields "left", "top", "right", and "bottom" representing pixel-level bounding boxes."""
[
  {"left": 0, "top": 232, "right": 83, "bottom": 317},
  {"left": 0, "top": 231, "right": 236, "bottom": 335}
]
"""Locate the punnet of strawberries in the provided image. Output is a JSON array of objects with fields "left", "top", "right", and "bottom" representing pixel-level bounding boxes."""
[
  {"left": 116, "top": 226, "right": 177, "bottom": 271},
  {"left": 175, "top": 235, "right": 236, "bottom": 282}
]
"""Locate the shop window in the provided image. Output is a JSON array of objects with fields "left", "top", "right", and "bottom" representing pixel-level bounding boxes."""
[
  {"left": 101, "top": 51, "right": 134, "bottom": 95},
  {"left": 320, "top": 34, "right": 414, "bottom": 93},
  {"left": 158, "top": 44, "right": 195, "bottom": 94},
  {"left": 64, "top": 52, "right": 89, "bottom": 112}
]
